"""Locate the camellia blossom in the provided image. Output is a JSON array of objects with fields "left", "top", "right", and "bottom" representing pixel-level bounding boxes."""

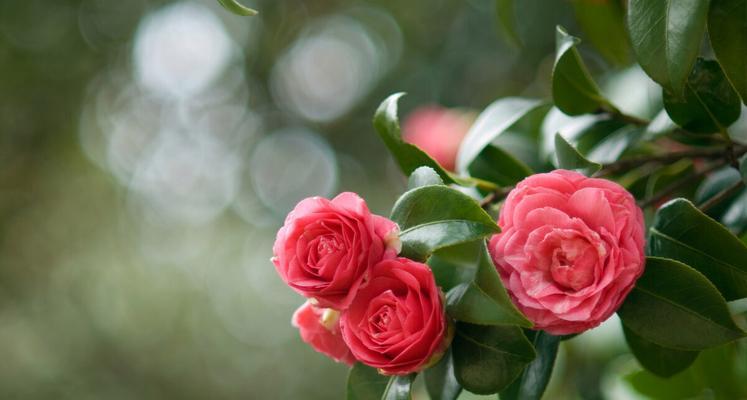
[
  {"left": 402, "top": 105, "right": 474, "bottom": 171},
  {"left": 292, "top": 301, "right": 356, "bottom": 365},
  {"left": 488, "top": 170, "right": 645, "bottom": 335},
  {"left": 340, "top": 258, "right": 451, "bottom": 375},
  {"left": 273, "top": 192, "right": 401, "bottom": 310}
]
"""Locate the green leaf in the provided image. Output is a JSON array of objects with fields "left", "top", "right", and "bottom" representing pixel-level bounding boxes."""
[
  {"left": 554, "top": 133, "right": 602, "bottom": 175},
  {"left": 424, "top": 349, "right": 462, "bottom": 400},
  {"left": 451, "top": 323, "right": 536, "bottom": 395},
  {"left": 552, "top": 26, "right": 612, "bottom": 116},
  {"left": 649, "top": 198, "right": 747, "bottom": 300},
  {"left": 663, "top": 58, "right": 741, "bottom": 134},
  {"left": 468, "top": 145, "right": 533, "bottom": 187},
  {"left": 382, "top": 375, "right": 414, "bottom": 400},
  {"left": 216, "top": 0, "right": 258, "bottom": 16},
  {"left": 572, "top": 0, "right": 630, "bottom": 66},
  {"left": 625, "top": 368, "right": 706, "bottom": 400},
  {"left": 374, "top": 94, "right": 485, "bottom": 189},
  {"left": 623, "top": 323, "right": 699, "bottom": 377},
  {"left": 627, "top": 0, "right": 709, "bottom": 94},
  {"left": 740, "top": 155, "right": 747, "bottom": 185},
  {"left": 408, "top": 166, "right": 444, "bottom": 190},
  {"left": 428, "top": 242, "right": 482, "bottom": 292},
  {"left": 347, "top": 363, "right": 390, "bottom": 400},
  {"left": 446, "top": 241, "right": 532, "bottom": 327},
  {"left": 618, "top": 257, "right": 744, "bottom": 351},
  {"left": 495, "top": 0, "right": 520, "bottom": 46},
  {"left": 456, "top": 97, "right": 545, "bottom": 173},
  {"left": 500, "top": 331, "right": 561, "bottom": 400},
  {"left": 709, "top": 0, "right": 747, "bottom": 104},
  {"left": 586, "top": 126, "right": 645, "bottom": 164},
  {"left": 390, "top": 186, "right": 500, "bottom": 261}
]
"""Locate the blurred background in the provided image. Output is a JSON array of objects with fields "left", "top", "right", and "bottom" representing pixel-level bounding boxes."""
[{"left": 1, "top": 0, "right": 741, "bottom": 399}]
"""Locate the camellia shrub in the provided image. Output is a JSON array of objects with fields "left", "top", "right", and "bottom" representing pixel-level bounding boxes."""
[{"left": 224, "top": 0, "right": 747, "bottom": 399}]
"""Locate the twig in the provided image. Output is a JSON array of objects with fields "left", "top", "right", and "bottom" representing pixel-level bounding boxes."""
[
  {"left": 480, "top": 187, "right": 512, "bottom": 209},
  {"left": 638, "top": 160, "right": 730, "bottom": 209},
  {"left": 698, "top": 180, "right": 745, "bottom": 213},
  {"left": 597, "top": 144, "right": 747, "bottom": 177}
]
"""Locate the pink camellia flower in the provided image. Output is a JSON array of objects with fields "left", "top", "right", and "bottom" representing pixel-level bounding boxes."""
[
  {"left": 402, "top": 106, "right": 474, "bottom": 171},
  {"left": 488, "top": 170, "right": 645, "bottom": 335},
  {"left": 273, "top": 192, "right": 401, "bottom": 310},
  {"left": 292, "top": 301, "right": 356, "bottom": 365},
  {"left": 340, "top": 258, "right": 451, "bottom": 375}
]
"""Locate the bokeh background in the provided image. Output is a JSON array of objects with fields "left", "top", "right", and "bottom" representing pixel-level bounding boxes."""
[{"left": 2, "top": 0, "right": 742, "bottom": 399}]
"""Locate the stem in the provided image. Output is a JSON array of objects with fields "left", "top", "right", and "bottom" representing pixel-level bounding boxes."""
[
  {"left": 638, "top": 160, "right": 729, "bottom": 209},
  {"left": 479, "top": 187, "right": 512, "bottom": 209},
  {"left": 603, "top": 106, "right": 650, "bottom": 127},
  {"left": 597, "top": 144, "right": 747, "bottom": 177},
  {"left": 698, "top": 180, "right": 745, "bottom": 213}
]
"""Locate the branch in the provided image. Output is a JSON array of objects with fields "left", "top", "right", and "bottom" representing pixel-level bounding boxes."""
[
  {"left": 698, "top": 180, "right": 745, "bottom": 213},
  {"left": 597, "top": 144, "right": 747, "bottom": 177},
  {"left": 638, "top": 160, "right": 730, "bottom": 209}
]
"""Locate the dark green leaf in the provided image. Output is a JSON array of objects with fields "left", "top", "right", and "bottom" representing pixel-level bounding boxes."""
[
  {"left": 468, "top": 145, "right": 533, "bottom": 187},
  {"left": 627, "top": 0, "right": 709, "bottom": 94},
  {"left": 500, "top": 331, "right": 561, "bottom": 400},
  {"left": 456, "top": 97, "right": 544, "bottom": 173},
  {"left": 347, "top": 363, "right": 390, "bottom": 400},
  {"left": 586, "top": 126, "right": 645, "bottom": 164},
  {"left": 740, "top": 155, "right": 747, "bottom": 185},
  {"left": 390, "top": 186, "right": 500, "bottom": 261},
  {"left": 572, "top": 0, "right": 630, "bottom": 65},
  {"left": 446, "top": 241, "right": 531, "bottom": 327},
  {"left": 649, "top": 198, "right": 747, "bottom": 300},
  {"left": 408, "top": 166, "right": 444, "bottom": 190},
  {"left": 424, "top": 349, "right": 462, "bottom": 400},
  {"left": 452, "top": 323, "right": 536, "bottom": 395},
  {"left": 374, "top": 94, "right": 488, "bottom": 189},
  {"left": 554, "top": 133, "right": 602, "bottom": 175},
  {"left": 625, "top": 368, "right": 706, "bottom": 400},
  {"left": 709, "top": 0, "right": 747, "bottom": 104},
  {"left": 216, "top": 0, "right": 258, "bottom": 16},
  {"left": 382, "top": 375, "right": 414, "bottom": 400},
  {"left": 495, "top": 0, "right": 520, "bottom": 46},
  {"left": 663, "top": 58, "right": 741, "bottom": 134},
  {"left": 428, "top": 242, "right": 482, "bottom": 292},
  {"left": 552, "top": 26, "right": 612, "bottom": 116},
  {"left": 623, "top": 323, "right": 699, "bottom": 377},
  {"left": 618, "top": 257, "right": 744, "bottom": 351}
]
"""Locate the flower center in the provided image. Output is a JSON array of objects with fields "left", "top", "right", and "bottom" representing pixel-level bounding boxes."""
[
  {"left": 548, "top": 237, "right": 596, "bottom": 291},
  {"left": 317, "top": 235, "right": 344, "bottom": 255}
]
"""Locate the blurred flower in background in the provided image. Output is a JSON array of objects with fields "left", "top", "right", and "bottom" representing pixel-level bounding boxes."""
[{"left": 0, "top": 0, "right": 661, "bottom": 398}]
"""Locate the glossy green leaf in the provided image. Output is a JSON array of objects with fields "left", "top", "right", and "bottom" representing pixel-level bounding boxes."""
[
  {"left": 424, "top": 349, "right": 462, "bottom": 400},
  {"left": 500, "top": 331, "right": 561, "bottom": 400},
  {"left": 446, "top": 241, "right": 531, "bottom": 327},
  {"left": 572, "top": 0, "right": 630, "bottom": 65},
  {"left": 456, "top": 97, "right": 545, "bottom": 173},
  {"left": 740, "top": 155, "right": 747, "bottom": 185},
  {"left": 627, "top": 0, "right": 709, "bottom": 94},
  {"left": 649, "top": 198, "right": 747, "bottom": 300},
  {"left": 625, "top": 368, "right": 706, "bottom": 400},
  {"left": 468, "top": 145, "right": 533, "bottom": 187},
  {"left": 408, "top": 166, "right": 444, "bottom": 190},
  {"left": 663, "top": 58, "right": 741, "bottom": 134},
  {"left": 709, "top": 0, "right": 747, "bottom": 104},
  {"left": 382, "top": 375, "right": 414, "bottom": 400},
  {"left": 586, "top": 126, "right": 645, "bottom": 164},
  {"left": 216, "top": 0, "right": 258, "bottom": 16},
  {"left": 495, "top": 0, "right": 520, "bottom": 46},
  {"left": 623, "top": 323, "right": 699, "bottom": 377},
  {"left": 618, "top": 257, "right": 744, "bottom": 351},
  {"left": 347, "top": 363, "right": 390, "bottom": 400},
  {"left": 428, "top": 242, "right": 482, "bottom": 292},
  {"left": 374, "top": 94, "right": 487, "bottom": 189},
  {"left": 391, "top": 186, "right": 500, "bottom": 261},
  {"left": 452, "top": 323, "right": 536, "bottom": 395},
  {"left": 552, "top": 26, "right": 611, "bottom": 116},
  {"left": 554, "top": 133, "right": 601, "bottom": 175}
]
